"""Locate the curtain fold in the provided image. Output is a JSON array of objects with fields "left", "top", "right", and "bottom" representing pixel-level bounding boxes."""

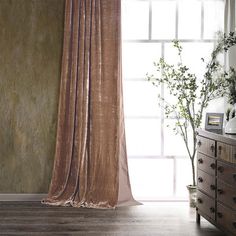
[{"left": 42, "top": 0, "right": 138, "bottom": 209}]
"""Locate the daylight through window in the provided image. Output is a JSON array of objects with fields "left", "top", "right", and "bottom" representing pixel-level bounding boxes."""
[{"left": 122, "top": 0, "right": 224, "bottom": 200}]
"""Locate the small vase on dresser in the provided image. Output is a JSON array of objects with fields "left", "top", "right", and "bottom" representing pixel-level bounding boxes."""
[
  {"left": 225, "top": 104, "right": 236, "bottom": 134},
  {"left": 196, "top": 129, "right": 236, "bottom": 235}
]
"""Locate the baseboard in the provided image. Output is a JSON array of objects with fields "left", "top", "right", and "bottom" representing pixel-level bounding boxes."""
[
  {"left": 0, "top": 194, "right": 189, "bottom": 202},
  {"left": 0, "top": 194, "right": 47, "bottom": 201}
]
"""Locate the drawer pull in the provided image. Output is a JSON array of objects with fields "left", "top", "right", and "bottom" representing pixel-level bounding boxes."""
[
  {"left": 210, "top": 163, "right": 216, "bottom": 169},
  {"left": 197, "top": 198, "right": 203, "bottom": 204},
  {"left": 218, "top": 145, "right": 222, "bottom": 155},
  {"left": 217, "top": 212, "right": 223, "bottom": 218},
  {"left": 210, "top": 207, "right": 215, "bottom": 213},
  {"left": 197, "top": 140, "right": 202, "bottom": 147},
  {"left": 233, "top": 197, "right": 236, "bottom": 203},
  {"left": 234, "top": 153, "right": 236, "bottom": 159},
  {"left": 217, "top": 189, "right": 224, "bottom": 194},
  {"left": 233, "top": 174, "right": 236, "bottom": 181},
  {"left": 198, "top": 177, "right": 203, "bottom": 183},
  {"left": 210, "top": 144, "right": 214, "bottom": 152},
  {"left": 210, "top": 184, "right": 216, "bottom": 190},
  {"left": 233, "top": 222, "right": 236, "bottom": 228},
  {"left": 218, "top": 166, "right": 224, "bottom": 173},
  {"left": 198, "top": 158, "right": 203, "bottom": 164}
]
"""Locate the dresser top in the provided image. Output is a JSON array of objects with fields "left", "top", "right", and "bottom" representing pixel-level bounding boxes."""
[{"left": 197, "top": 129, "right": 236, "bottom": 146}]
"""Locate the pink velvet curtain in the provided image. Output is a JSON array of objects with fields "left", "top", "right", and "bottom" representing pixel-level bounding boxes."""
[{"left": 42, "top": 0, "right": 138, "bottom": 209}]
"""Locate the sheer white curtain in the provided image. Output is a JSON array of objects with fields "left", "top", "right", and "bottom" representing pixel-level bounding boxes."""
[{"left": 225, "top": 0, "right": 236, "bottom": 68}]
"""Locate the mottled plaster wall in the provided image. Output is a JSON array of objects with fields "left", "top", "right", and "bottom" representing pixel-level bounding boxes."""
[{"left": 0, "top": 0, "right": 64, "bottom": 193}]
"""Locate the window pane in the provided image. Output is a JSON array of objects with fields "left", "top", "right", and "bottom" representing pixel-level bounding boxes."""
[
  {"left": 176, "top": 159, "right": 192, "bottom": 198},
  {"left": 123, "top": 81, "right": 161, "bottom": 117},
  {"left": 178, "top": 0, "right": 201, "bottom": 39},
  {"left": 181, "top": 43, "right": 214, "bottom": 80},
  {"left": 128, "top": 159, "right": 174, "bottom": 200},
  {"left": 164, "top": 120, "right": 191, "bottom": 156},
  {"left": 125, "top": 118, "right": 161, "bottom": 156},
  {"left": 204, "top": 1, "right": 224, "bottom": 39},
  {"left": 165, "top": 42, "right": 214, "bottom": 81},
  {"left": 152, "top": 1, "right": 176, "bottom": 39},
  {"left": 122, "top": 43, "right": 161, "bottom": 79},
  {"left": 122, "top": 1, "right": 149, "bottom": 40}
]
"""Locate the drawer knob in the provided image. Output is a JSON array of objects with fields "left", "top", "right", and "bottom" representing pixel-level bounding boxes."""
[
  {"left": 233, "top": 174, "right": 236, "bottom": 181},
  {"left": 210, "top": 207, "right": 215, "bottom": 213},
  {"left": 198, "top": 158, "right": 203, "bottom": 164},
  {"left": 233, "top": 222, "right": 236, "bottom": 228},
  {"left": 218, "top": 166, "right": 224, "bottom": 173},
  {"left": 217, "top": 189, "right": 224, "bottom": 194},
  {"left": 197, "top": 198, "right": 203, "bottom": 204},
  {"left": 198, "top": 177, "right": 203, "bottom": 183},
  {"left": 210, "top": 163, "right": 216, "bottom": 169},
  {"left": 210, "top": 144, "right": 214, "bottom": 152},
  {"left": 218, "top": 145, "right": 222, "bottom": 155},
  {"left": 197, "top": 140, "right": 202, "bottom": 147},
  {"left": 210, "top": 184, "right": 216, "bottom": 190},
  {"left": 233, "top": 197, "right": 236, "bottom": 203},
  {"left": 217, "top": 212, "right": 223, "bottom": 218}
]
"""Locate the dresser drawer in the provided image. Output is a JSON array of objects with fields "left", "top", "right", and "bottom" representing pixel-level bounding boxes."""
[
  {"left": 217, "top": 203, "right": 236, "bottom": 235},
  {"left": 197, "top": 136, "right": 215, "bottom": 158},
  {"left": 217, "top": 141, "right": 236, "bottom": 164},
  {"left": 217, "top": 180, "right": 236, "bottom": 210},
  {"left": 197, "top": 190, "right": 215, "bottom": 221},
  {"left": 217, "top": 161, "right": 236, "bottom": 186},
  {"left": 197, "top": 153, "right": 216, "bottom": 176},
  {"left": 197, "top": 169, "right": 216, "bottom": 198}
]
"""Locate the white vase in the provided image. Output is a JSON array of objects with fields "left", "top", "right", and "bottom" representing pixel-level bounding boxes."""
[{"left": 225, "top": 104, "right": 236, "bottom": 134}]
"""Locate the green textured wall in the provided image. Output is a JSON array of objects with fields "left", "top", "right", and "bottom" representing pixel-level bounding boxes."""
[{"left": 0, "top": 0, "right": 64, "bottom": 193}]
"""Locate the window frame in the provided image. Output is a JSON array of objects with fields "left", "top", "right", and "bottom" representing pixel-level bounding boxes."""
[{"left": 122, "top": 0, "right": 224, "bottom": 200}]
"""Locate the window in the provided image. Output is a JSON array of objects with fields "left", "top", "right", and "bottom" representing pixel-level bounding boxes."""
[{"left": 122, "top": 0, "right": 224, "bottom": 200}]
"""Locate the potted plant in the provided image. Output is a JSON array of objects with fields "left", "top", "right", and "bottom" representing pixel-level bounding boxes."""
[{"left": 146, "top": 32, "right": 236, "bottom": 207}]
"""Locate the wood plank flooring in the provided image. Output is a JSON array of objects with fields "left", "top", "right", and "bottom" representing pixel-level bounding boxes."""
[{"left": 0, "top": 201, "right": 226, "bottom": 236}]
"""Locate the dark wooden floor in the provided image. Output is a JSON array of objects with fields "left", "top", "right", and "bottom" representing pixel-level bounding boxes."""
[{"left": 0, "top": 201, "right": 226, "bottom": 236}]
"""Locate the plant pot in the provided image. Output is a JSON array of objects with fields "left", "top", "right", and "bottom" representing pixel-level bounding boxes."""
[{"left": 186, "top": 185, "right": 197, "bottom": 208}]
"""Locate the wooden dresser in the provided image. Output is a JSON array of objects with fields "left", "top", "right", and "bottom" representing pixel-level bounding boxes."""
[{"left": 196, "top": 129, "right": 236, "bottom": 235}]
